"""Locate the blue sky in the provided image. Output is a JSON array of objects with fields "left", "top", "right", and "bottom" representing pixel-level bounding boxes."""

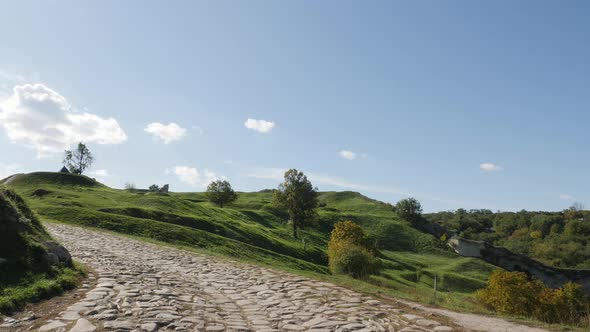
[{"left": 0, "top": 1, "right": 588, "bottom": 212}]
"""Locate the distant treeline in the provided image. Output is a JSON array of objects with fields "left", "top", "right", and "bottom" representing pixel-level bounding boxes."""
[{"left": 425, "top": 207, "right": 590, "bottom": 269}]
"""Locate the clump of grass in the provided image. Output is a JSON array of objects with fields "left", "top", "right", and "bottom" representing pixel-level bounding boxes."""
[{"left": 0, "top": 264, "right": 85, "bottom": 313}]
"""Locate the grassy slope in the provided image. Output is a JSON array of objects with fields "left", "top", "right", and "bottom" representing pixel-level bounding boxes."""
[
  {"left": 0, "top": 187, "right": 83, "bottom": 313},
  {"left": 4, "top": 172, "right": 495, "bottom": 312}
]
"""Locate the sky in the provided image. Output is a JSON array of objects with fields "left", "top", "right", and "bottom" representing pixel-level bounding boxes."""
[{"left": 0, "top": 1, "right": 589, "bottom": 212}]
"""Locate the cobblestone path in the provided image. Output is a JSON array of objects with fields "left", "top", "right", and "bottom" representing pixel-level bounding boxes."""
[{"left": 34, "top": 224, "right": 459, "bottom": 332}]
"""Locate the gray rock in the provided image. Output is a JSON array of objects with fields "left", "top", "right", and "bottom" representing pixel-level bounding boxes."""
[
  {"left": 39, "top": 320, "right": 67, "bottom": 331},
  {"left": 43, "top": 241, "right": 72, "bottom": 266},
  {"left": 103, "top": 320, "right": 135, "bottom": 330},
  {"left": 140, "top": 322, "right": 158, "bottom": 332},
  {"left": 70, "top": 318, "right": 96, "bottom": 332}
]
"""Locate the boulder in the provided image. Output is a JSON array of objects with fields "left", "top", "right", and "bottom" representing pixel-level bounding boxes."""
[{"left": 44, "top": 241, "right": 73, "bottom": 266}]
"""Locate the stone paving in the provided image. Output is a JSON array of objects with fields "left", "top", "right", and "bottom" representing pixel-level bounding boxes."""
[{"left": 32, "top": 224, "right": 458, "bottom": 332}]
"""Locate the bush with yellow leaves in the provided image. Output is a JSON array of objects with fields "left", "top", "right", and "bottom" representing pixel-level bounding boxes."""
[
  {"left": 327, "top": 221, "right": 380, "bottom": 279},
  {"left": 476, "top": 269, "right": 590, "bottom": 325}
]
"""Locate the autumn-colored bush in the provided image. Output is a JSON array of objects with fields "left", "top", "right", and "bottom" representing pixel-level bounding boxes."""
[
  {"left": 536, "top": 282, "right": 590, "bottom": 324},
  {"left": 327, "top": 221, "right": 380, "bottom": 279},
  {"left": 476, "top": 270, "right": 590, "bottom": 325},
  {"left": 475, "top": 270, "right": 542, "bottom": 316}
]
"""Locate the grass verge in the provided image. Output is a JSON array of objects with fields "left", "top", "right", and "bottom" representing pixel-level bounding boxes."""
[{"left": 0, "top": 262, "right": 86, "bottom": 314}]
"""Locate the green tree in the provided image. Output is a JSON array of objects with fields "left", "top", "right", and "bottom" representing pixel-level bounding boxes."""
[
  {"left": 148, "top": 184, "right": 160, "bottom": 192},
  {"left": 395, "top": 198, "right": 423, "bottom": 223},
  {"left": 272, "top": 169, "right": 318, "bottom": 238},
  {"left": 206, "top": 180, "right": 238, "bottom": 208},
  {"left": 63, "top": 142, "right": 94, "bottom": 175}
]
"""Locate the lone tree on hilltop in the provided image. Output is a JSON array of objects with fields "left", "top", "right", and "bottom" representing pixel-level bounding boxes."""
[
  {"left": 206, "top": 180, "right": 238, "bottom": 208},
  {"left": 395, "top": 197, "right": 423, "bottom": 223},
  {"left": 63, "top": 142, "right": 94, "bottom": 175},
  {"left": 273, "top": 169, "right": 318, "bottom": 238},
  {"left": 148, "top": 184, "right": 160, "bottom": 192}
]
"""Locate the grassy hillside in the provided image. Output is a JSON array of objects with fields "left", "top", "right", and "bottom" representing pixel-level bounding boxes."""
[
  {"left": 0, "top": 187, "right": 82, "bottom": 313},
  {"left": 4, "top": 172, "right": 496, "bottom": 311}
]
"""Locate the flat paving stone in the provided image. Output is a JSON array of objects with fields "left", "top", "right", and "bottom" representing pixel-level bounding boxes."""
[{"left": 69, "top": 318, "right": 96, "bottom": 332}]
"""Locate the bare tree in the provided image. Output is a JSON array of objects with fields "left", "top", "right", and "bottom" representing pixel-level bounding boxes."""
[{"left": 573, "top": 202, "right": 585, "bottom": 211}]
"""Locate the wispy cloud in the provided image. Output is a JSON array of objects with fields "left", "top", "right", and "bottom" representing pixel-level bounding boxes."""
[
  {"left": 0, "top": 70, "right": 25, "bottom": 86},
  {"left": 247, "top": 167, "right": 407, "bottom": 195},
  {"left": 247, "top": 167, "right": 466, "bottom": 206},
  {"left": 191, "top": 125, "right": 204, "bottom": 135},
  {"left": 0, "top": 163, "right": 20, "bottom": 179},
  {"left": 89, "top": 169, "right": 110, "bottom": 177},
  {"left": 479, "top": 163, "right": 503, "bottom": 172},
  {"left": 244, "top": 118, "right": 275, "bottom": 133},
  {"left": 144, "top": 122, "right": 187, "bottom": 144},
  {"left": 559, "top": 193, "right": 575, "bottom": 201}
]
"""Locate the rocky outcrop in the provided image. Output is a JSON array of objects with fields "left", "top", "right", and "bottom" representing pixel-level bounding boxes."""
[
  {"left": 449, "top": 236, "right": 590, "bottom": 294},
  {"left": 159, "top": 184, "right": 169, "bottom": 193}
]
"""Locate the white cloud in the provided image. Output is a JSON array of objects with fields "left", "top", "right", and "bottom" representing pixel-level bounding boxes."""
[
  {"left": 559, "top": 193, "right": 575, "bottom": 200},
  {"left": 244, "top": 118, "right": 275, "bottom": 133},
  {"left": 479, "top": 163, "right": 503, "bottom": 172},
  {"left": 89, "top": 169, "right": 109, "bottom": 177},
  {"left": 0, "top": 83, "right": 127, "bottom": 157},
  {"left": 167, "top": 166, "right": 222, "bottom": 188},
  {"left": 144, "top": 122, "right": 187, "bottom": 144},
  {"left": 339, "top": 150, "right": 357, "bottom": 160}
]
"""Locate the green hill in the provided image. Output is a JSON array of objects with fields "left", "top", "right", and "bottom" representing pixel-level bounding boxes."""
[
  {"left": 0, "top": 187, "right": 81, "bottom": 313},
  {"left": 4, "top": 172, "right": 496, "bottom": 311}
]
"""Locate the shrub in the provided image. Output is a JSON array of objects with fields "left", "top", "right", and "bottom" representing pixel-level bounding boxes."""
[
  {"left": 327, "top": 221, "right": 379, "bottom": 279},
  {"left": 329, "top": 220, "right": 366, "bottom": 246},
  {"left": 328, "top": 242, "right": 379, "bottom": 278},
  {"left": 475, "top": 270, "right": 542, "bottom": 316},
  {"left": 536, "top": 282, "right": 590, "bottom": 324},
  {"left": 476, "top": 270, "right": 590, "bottom": 325}
]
